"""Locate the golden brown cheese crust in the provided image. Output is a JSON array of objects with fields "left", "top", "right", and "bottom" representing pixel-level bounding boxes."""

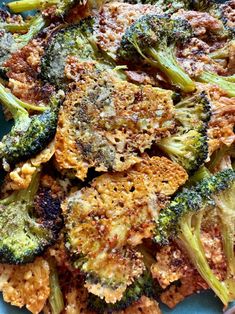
[
  {"left": 160, "top": 271, "right": 207, "bottom": 309},
  {"left": 173, "top": 10, "right": 223, "bottom": 37},
  {"left": 5, "top": 38, "right": 54, "bottom": 104},
  {"left": 2, "top": 140, "right": 55, "bottom": 191},
  {"left": 95, "top": 2, "right": 161, "bottom": 58},
  {"left": 151, "top": 244, "right": 190, "bottom": 289},
  {"left": 62, "top": 156, "right": 187, "bottom": 302},
  {"left": 208, "top": 93, "right": 235, "bottom": 155},
  {"left": 115, "top": 296, "right": 162, "bottom": 314},
  {"left": 64, "top": 285, "right": 96, "bottom": 314},
  {"left": 55, "top": 65, "right": 174, "bottom": 180},
  {"left": 0, "top": 257, "right": 50, "bottom": 314}
]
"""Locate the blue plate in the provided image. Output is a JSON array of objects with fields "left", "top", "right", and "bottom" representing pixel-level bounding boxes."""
[{"left": 0, "top": 1, "right": 233, "bottom": 313}]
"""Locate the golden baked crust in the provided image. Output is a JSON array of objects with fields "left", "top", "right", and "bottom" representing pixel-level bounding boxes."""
[
  {"left": 62, "top": 155, "right": 187, "bottom": 302},
  {"left": 0, "top": 257, "right": 50, "bottom": 314},
  {"left": 55, "top": 65, "right": 174, "bottom": 180},
  {"left": 94, "top": 2, "right": 161, "bottom": 58},
  {"left": 115, "top": 296, "right": 162, "bottom": 314}
]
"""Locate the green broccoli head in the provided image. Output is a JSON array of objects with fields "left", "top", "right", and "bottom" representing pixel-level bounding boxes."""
[
  {"left": 0, "top": 171, "right": 62, "bottom": 264},
  {"left": 40, "top": 20, "right": 95, "bottom": 88},
  {"left": 174, "top": 91, "right": 211, "bottom": 130},
  {"left": 40, "top": 18, "right": 112, "bottom": 88},
  {"left": 118, "top": 14, "right": 195, "bottom": 92},
  {"left": 157, "top": 127, "right": 208, "bottom": 173},
  {"left": 0, "top": 83, "right": 62, "bottom": 167},
  {"left": 87, "top": 271, "right": 160, "bottom": 313},
  {"left": 8, "top": 0, "right": 79, "bottom": 16},
  {"left": 155, "top": 169, "right": 235, "bottom": 305}
]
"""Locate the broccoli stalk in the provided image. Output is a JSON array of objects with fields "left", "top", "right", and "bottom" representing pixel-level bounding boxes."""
[
  {"left": 118, "top": 14, "right": 195, "bottom": 92},
  {"left": 197, "top": 71, "right": 235, "bottom": 97},
  {"left": 48, "top": 258, "right": 64, "bottom": 314},
  {"left": 14, "top": 14, "right": 46, "bottom": 48},
  {"left": 177, "top": 210, "right": 229, "bottom": 305},
  {"left": 155, "top": 169, "right": 235, "bottom": 305},
  {"left": 0, "top": 170, "right": 62, "bottom": 264},
  {"left": 8, "top": 0, "right": 78, "bottom": 15},
  {"left": 214, "top": 184, "right": 235, "bottom": 278},
  {"left": 0, "top": 83, "right": 61, "bottom": 166},
  {"left": 0, "top": 21, "right": 30, "bottom": 33}
]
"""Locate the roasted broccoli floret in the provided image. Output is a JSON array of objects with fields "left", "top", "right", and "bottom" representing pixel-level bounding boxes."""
[
  {"left": 157, "top": 127, "right": 208, "bottom": 173},
  {"left": 0, "top": 13, "right": 45, "bottom": 67},
  {"left": 0, "top": 83, "right": 61, "bottom": 167},
  {"left": 40, "top": 18, "right": 112, "bottom": 87},
  {"left": 0, "top": 171, "right": 62, "bottom": 264},
  {"left": 174, "top": 91, "right": 211, "bottom": 130},
  {"left": 155, "top": 169, "right": 235, "bottom": 305},
  {"left": 8, "top": 0, "right": 79, "bottom": 16},
  {"left": 118, "top": 14, "right": 195, "bottom": 92},
  {"left": 87, "top": 271, "right": 159, "bottom": 313},
  {"left": 197, "top": 71, "right": 235, "bottom": 97}
]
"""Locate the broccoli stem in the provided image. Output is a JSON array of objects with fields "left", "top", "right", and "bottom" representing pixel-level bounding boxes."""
[
  {"left": 147, "top": 47, "right": 195, "bottom": 92},
  {"left": 0, "top": 83, "right": 47, "bottom": 120},
  {"left": 214, "top": 193, "right": 235, "bottom": 278},
  {"left": 0, "top": 169, "right": 40, "bottom": 205},
  {"left": 158, "top": 137, "right": 185, "bottom": 157},
  {"left": 15, "top": 15, "right": 46, "bottom": 47},
  {"left": 0, "top": 22, "right": 30, "bottom": 33},
  {"left": 18, "top": 169, "right": 40, "bottom": 202},
  {"left": 197, "top": 72, "right": 235, "bottom": 97},
  {"left": 48, "top": 259, "right": 64, "bottom": 314},
  {"left": 186, "top": 166, "right": 211, "bottom": 186},
  {"left": 8, "top": 0, "right": 47, "bottom": 12},
  {"left": 178, "top": 212, "right": 229, "bottom": 305},
  {"left": 224, "top": 75, "right": 235, "bottom": 83}
]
